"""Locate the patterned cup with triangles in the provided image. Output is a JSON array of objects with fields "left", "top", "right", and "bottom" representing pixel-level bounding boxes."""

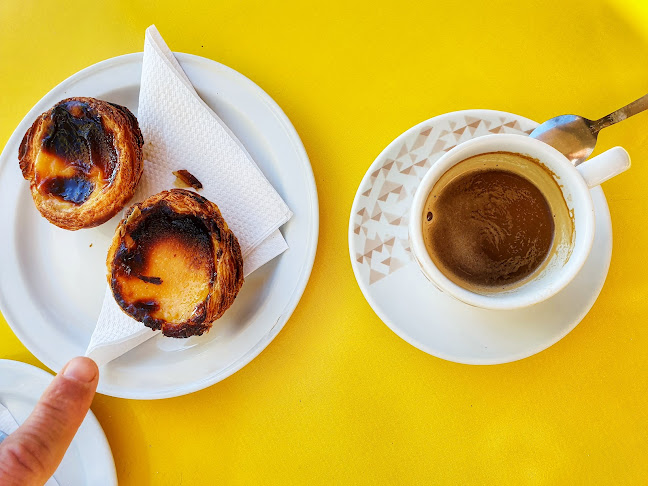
[{"left": 409, "top": 134, "right": 630, "bottom": 310}]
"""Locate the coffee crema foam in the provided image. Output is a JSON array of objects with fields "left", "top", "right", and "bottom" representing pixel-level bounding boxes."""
[{"left": 422, "top": 152, "right": 573, "bottom": 292}]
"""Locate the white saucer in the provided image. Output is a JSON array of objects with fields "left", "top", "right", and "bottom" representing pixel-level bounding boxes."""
[
  {"left": 0, "top": 360, "right": 117, "bottom": 485},
  {"left": 348, "top": 110, "right": 612, "bottom": 365},
  {"left": 0, "top": 53, "right": 318, "bottom": 398}
]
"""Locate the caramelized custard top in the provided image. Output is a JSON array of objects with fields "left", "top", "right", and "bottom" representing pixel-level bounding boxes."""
[
  {"left": 111, "top": 203, "right": 216, "bottom": 330},
  {"left": 35, "top": 100, "right": 117, "bottom": 205}
]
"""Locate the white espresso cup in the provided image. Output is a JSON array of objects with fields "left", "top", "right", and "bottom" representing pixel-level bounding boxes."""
[{"left": 409, "top": 134, "right": 630, "bottom": 310}]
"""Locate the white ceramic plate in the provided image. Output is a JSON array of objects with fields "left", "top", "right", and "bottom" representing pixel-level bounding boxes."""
[
  {"left": 349, "top": 110, "right": 612, "bottom": 364},
  {"left": 0, "top": 359, "right": 117, "bottom": 485},
  {"left": 0, "top": 53, "right": 318, "bottom": 398}
]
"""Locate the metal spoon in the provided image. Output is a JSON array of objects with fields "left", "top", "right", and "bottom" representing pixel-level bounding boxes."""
[{"left": 530, "top": 93, "right": 648, "bottom": 165}]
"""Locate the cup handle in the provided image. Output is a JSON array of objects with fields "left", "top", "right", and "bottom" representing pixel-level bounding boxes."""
[{"left": 576, "top": 147, "right": 631, "bottom": 188}]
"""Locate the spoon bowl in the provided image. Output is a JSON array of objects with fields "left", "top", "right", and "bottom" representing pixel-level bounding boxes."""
[
  {"left": 530, "top": 115, "right": 598, "bottom": 165},
  {"left": 530, "top": 93, "right": 648, "bottom": 166}
]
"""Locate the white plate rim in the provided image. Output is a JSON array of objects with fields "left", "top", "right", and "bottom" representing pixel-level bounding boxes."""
[
  {"left": 0, "top": 359, "right": 117, "bottom": 484},
  {"left": 0, "top": 52, "right": 319, "bottom": 399},
  {"left": 347, "top": 109, "right": 612, "bottom": 365}
]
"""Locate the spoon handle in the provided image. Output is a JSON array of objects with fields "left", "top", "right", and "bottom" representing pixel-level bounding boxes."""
[{"left": 592, "top": 92, "right": 648, "bottom": 133}]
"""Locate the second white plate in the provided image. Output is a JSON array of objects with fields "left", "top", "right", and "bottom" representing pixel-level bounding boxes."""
[
  {"left": 0, "top": 360, "right": 116, "bottom": 485},
  {"left": 0, "top": 53, "right": 318, "bottom": 398}
]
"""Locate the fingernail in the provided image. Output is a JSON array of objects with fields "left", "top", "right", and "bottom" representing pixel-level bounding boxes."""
[{"left": 62, "top": 358, "right": 97, "bottom": 383}]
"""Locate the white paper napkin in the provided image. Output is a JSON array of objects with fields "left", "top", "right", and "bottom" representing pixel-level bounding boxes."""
[
  {"left": 0, "top": 403, "right": 59, "bottom": 485},
  {"left": 85, "top": 25, "right": 292, "bottom": 366}
]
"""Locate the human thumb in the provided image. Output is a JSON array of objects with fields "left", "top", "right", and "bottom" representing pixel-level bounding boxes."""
[{"left": 0, "top": 357, "right": 98, "bottom": 486}]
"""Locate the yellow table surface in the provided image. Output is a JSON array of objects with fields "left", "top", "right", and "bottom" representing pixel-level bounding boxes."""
[{"left": 1, "top": 0, "right": 647, "bottom": 484}]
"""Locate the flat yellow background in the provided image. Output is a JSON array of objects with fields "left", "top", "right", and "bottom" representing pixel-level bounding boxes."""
[{"left": 1, "top": 0, "right": 647, "bottom": 484}]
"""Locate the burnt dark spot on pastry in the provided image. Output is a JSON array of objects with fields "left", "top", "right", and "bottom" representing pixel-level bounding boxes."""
[
  {"left": 142, "top": 299, "right": 211, "bottom": 338},
  {"left": 109, "top": 279, "right": 164, "bottom": 330},
  {"left": 136, "top": 275, "right": 163, "bottom": 285},
  {"left": 112, "top": 203, "right": 214, "bottom": 279},
  {"left": 136, "top": 305, "right": 164, "bottom": 332},
  {"left": 41, "top": 100, "right": 118, "bottom": 183},
  {"left": 185, "top": 190, "right": 207, "bottom": 205},
  {"left": 162, "top": 320, "right": 211, "bottom": 338},
  {"left": 142, "top": 316, "right": 163, "bottom": 331},
  {"left": 40, "top": 176, "right": 95, "bottom": 204},
  {"left": 210, "top": 220, "right": 221, "bottom": 241},
  {"left": 114, "top": 243, "right": 143, "bottom": 275},
  {"left": 132, "top": 299, "right": 160, "bottom": 312}
]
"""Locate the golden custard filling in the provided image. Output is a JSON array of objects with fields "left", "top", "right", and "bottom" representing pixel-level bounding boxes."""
[
  {"left": 34, "top": 100, "right": 117, "bottom": 205},
  {"left": 111, "top": 204, "right": 216, "bottom": 330}
]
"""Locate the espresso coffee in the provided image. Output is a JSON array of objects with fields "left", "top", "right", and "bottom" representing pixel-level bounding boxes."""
[{"left": 422, "top": 152, "right": 563, "bottom": 291}]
